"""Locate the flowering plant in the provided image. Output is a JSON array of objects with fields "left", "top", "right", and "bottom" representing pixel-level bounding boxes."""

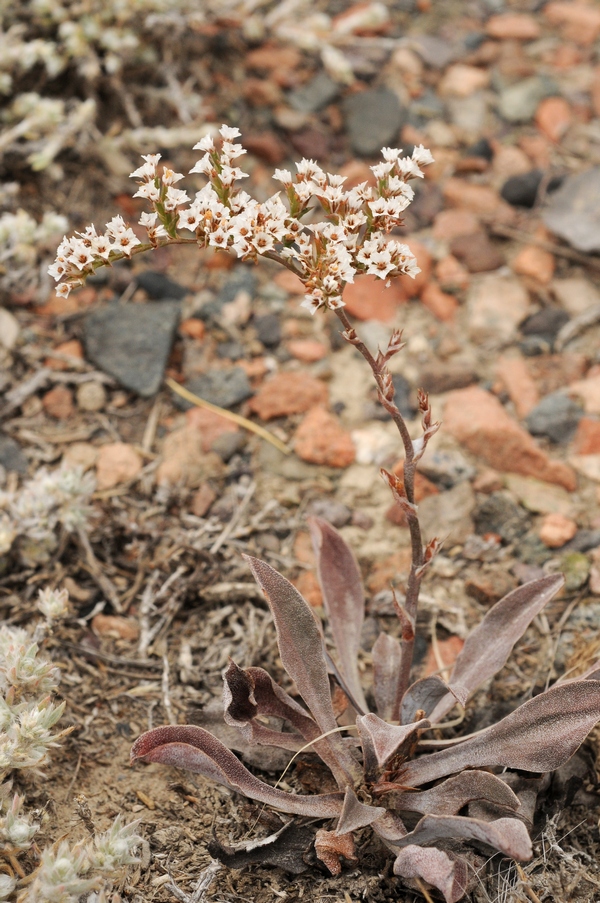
[{"left": 51, "top": 126, "right": 600, "bottom": 901}]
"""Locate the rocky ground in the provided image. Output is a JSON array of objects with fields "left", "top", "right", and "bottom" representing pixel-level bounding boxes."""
[{"left": 3, "top": 1, "right": 600, "bottom": 901}]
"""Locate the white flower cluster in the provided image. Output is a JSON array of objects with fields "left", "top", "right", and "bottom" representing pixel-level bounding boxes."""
[
  {"left": 49, "top": 124, "right": 433, "bottom": 314},
  {"left": 49, "top": 217, "right": 143, "bottom": 298},
  {"left": 22, "top": 816, "right": 142, "bottom": 903},
  {"left": 0, "top": 464, "right": 95, "bottom": 566}
]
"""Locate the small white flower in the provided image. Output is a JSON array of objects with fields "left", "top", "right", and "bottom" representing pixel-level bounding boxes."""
[
  {"left": 139, "top": 211, "right": 158, "bottom": 228},
  {"left": 273, "top": 169, "right": 293, "bottom": 186},
  {"left": 164, "top": 186, "right": 190, "bottom": 211},
  {"left": 133, "top": 182, "right": 161, "bottom": 202},
  {"left": 412, "top": 144, "right": 434, "bottom": 166},
  {"left": 371, "top": 161, "right": 394, "bottom": 180},
  {"left": 189, "top": 155, "right": 214, "bottom": 177},
  {"left": 161, "top": 168, "right": 185, "bottom": 186},
  {"left": 193, "top": 135, "right": 215, "bottom": 152},
  {"left": 219, "top": 124, "right": 242, "bottom": 140}
]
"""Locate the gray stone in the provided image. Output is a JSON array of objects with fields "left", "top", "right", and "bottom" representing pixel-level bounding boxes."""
[
  {"left": 0, "top": 434, "right": 27, "bottom": 474},
  {"left": 543, "top": 167, "right": 600, "bottom": 253},
  {"left": 308, "top": 499, "right": 352, "bottom": 528},
  {"left": 446, "top": 93, "right": 488, "bottom": 134},
  {"left": 525, "top": 392, "right": 583, "bottom": 444},
  {"left": 473, "top": 491, "right": 530, "bottom": 543},
  {"left": 514, "top": 534, "right": 553, "bottom": 566},
  {"left": 216, "top": 341, "right": 245, "bottom": 360},
  {"left": 410, "top": 35, "right": 456, "bottom": 69},
  {"left": 419, "top": 450, "right": 475, "bottom": 488},
  {"left": 467, "top": 274, "right": 529, "bottom": 346},
  {"left": 408, "top": 91, "right": 445, "bottom": 123},
  {"left": 419, "top": 481, "right": 475, "bottom": 545},
  {"left": 135, "top": 271, "right": 188, "bottom": 300},
  {"left": 497, "top": 76, "right": 557, "bottom": 123},
  {"left": 254, "top": 313, "right": 282, "bottom": 348},
  {"left": 84, "top": 301, "right": 181, "bottom": 397},
  {"left": 288, "top": 72, "right": 340, "bottom": 113},
  {"left": 179, "top": 368, "right": 253, "bottom": 411},
  {"left": 197, "top": 267, "right": 258, "bottom": 321},
  {"left": 212, "top": 431, "right": 247, "bottom": 462},
  {"left": 343, "top": 89, "right": 407, "bottom": 157},
  {"left": 521, "top": 308, "right": 570, "bottom": 345},
  {"left": 563, "top": 530, "right": 600, "bottom": 553}
]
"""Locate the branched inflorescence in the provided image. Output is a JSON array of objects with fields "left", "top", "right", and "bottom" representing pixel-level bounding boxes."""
[
  {"left": 50, "top": 126, "right": 600, "bottom": 902},
  {"left": 49, "top": 123, "right": 433, "bottom": 311}
]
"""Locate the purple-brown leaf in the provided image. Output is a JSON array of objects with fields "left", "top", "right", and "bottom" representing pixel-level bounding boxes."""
[
  {"left": 394, "top": 845, "right": 469, "bottom": 903},
  {"left": 335, "top": 787, "right": 386, "bottom": 835},
  {"left": 244, "top": 555, "right": 360, "bottom": 785},
  {"left": 429, "top": 574, "right": 564, "bottom": 723},
  {"left": 357, "top": 713, "right": 429, "bottom": 770},
  {"left": 396, "top": 815, "right": 532, "bottom": 860},
  {"left": 309, "top": 517, "right": 368, "bottom": 713},
  {"left": 372, "top": 632, "right": 402, "bottom": 722},
  {"left": 130, "top": 725, "right": 344, "bottom": 818},
  {"left": 386, "top": 770, "right": 520, "bottom": 816},
  {"left": 223, "top": 661, "right": 316, "bottom": 751},
  {"left": 401, "top": 676, "right": 466, "bottom": 726},
  {"left": 400, "top": 681, "right": 600, "bottom": 788}
]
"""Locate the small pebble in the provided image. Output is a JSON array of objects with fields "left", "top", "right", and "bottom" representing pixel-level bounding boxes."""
[{"left": 76, "top": 381, "right": 106, "bottom": 412}]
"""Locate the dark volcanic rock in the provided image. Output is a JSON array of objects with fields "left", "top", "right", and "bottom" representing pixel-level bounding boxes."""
[
  {"left": 135, "top": 271, "right": 188, "bottom": 300},
  {"left": 0, "top": 434, "right": 27, "bottom": 473},
  {"left": 473, "top": 491, "right": 530, "bottom": 543},
  {"left": 343, "top": 89, "right": 407, "bottom": 156},
  {"left": 501, "top": 170, "right": 563, "bottom": 208},
  {"left": 525, "top": 393, "right": 583, "bottom": 444},
  {"left": 521, "top": 308, "right": 570, "bottom": 345},
  {"left": 84, "top": 301, "right": 181, "bottom": 397},
  {"left": 254, "top": 313, "right": 282, "bottom": 348}
]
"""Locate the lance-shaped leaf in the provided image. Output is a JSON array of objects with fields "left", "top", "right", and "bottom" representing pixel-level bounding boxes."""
[
  {"left": 244, "top": 555, "right": 360, "bottom": 785},
  {"left": 372, "top": 632, "right": 402, "bottom": 722},
  {"left": 394, "top": 846, "right": 469, "bottom": 903},
  {"left": 357, "top": 713, "right": 429, "bottom": 782},
  {"left": 400, "top": 681, "right": 600, "bottom": 788},
  {"left": 335, "top": 787, "right": 386, "bottom": 835},
  {"left": 395, "top": 815, "right": 532, "bottom": 861},
  {"left": 130, "top": 725, "right": 344, "bottom": 818},
  {"left": 385, "top": 771, "right": 519, "bottom": 816},
  {"left": 429, "top": 574, "right": 564, "bottom": 723},
  {"left": 308, "top": 517, "right": 368, "bottom": 713},
  {"left": 401, "top": 676, "right": 467, "bottom": 726}
]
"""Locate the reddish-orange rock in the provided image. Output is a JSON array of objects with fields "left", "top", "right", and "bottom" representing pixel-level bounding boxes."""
[
  {"left": 486, "top": 13, "right": 541, "bottom": 40},
  {"left": 274, "top": 269, "right": 305, "bottom": 295},
  {"left": 96, "top": 442, "right": 143, "bottom": 490},
  {"left": 511, "top": 245, "right": 555, "bottom": 285},
  {"left": 293, "top": 571, "right": 323, "bottom": 608},
  {"left": 37, "top": 287, "right": 96, "bottom": 317},
  {"left": 496, "top": 356, "right": 540, "bottom": 419},
  {"left": 424, "top": 636, "right": 465, "bottom": 678},
  {"left": 420, "top": 282, "right": 459, "bottom": 322},
  {"left": 544, "top": 2, "right": 600, "bottom": 46},
  {"left": 518, "top": 134, "right": 551, "bottom": 168},
  {"left": 539, "top": 513, "right": 578, "bottom": 548},
  {"left": 179, "top": 318, "right": 206, "bottom": 341},
  {"left": 343, "top": 275, "right": 408, "bottom": 322},
  {"left": 572, "top": 417, "right": 600, "bottom": 455},
  {"left": 443, "top": 179, "right": 514, "bottom": 223},
  {"left": 438, "top": 64, "right": 490, "bottom": 97},
  {"left": 435, "top": 255, "right": 470, "bottom": 292},
  {"left": 249, "top": 371, "right": 328, "bottom": 420},
  {"left": 246, "top": 44, "right": 302, "bottom": 72},
  {"left": 92, "top": 614, "right": 139, "bottom": 640},
  {"left": 432, "top": 209, "right": 480, "bottom": 241},
  {"left": 535, "top": 97, "right": 572, "bottom": 142},
  {"left": 444, "top": 386, "right": 577, "bottom": 490},
  {"left": 338, "top": 159, "right": 377, "bottom": 190},
  {"left": 185, "top": 406, "right": 239, "bottom": 452},
  {"left": 294, "top": 406, "right": 355, "bottom": 468},
  {"left": 366, "top": 549, "right": 413, "bottom": 594},
  {"left": 243, "top": 132, "right": 287, "bottom": 164},
  {"left": 190, "top": 482, "right": 217, "bottom": 517},
  {"left": 473, "top": 468, "right": 503, "bottom": 494},
  {"left": 156, "top": 427, "right": 224, "bottom": 486},
  {"left": 44, "top": 339, "right": 84, "bottom": 371},
  {"left": 286, "top": 338, "right": 328, "bottom": 362},
  {"left": 293, "top": 530, "right": 315, "bottom": 566},
  {"left": 42, "top": 385, "right": 74, "bottom": 420}
]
